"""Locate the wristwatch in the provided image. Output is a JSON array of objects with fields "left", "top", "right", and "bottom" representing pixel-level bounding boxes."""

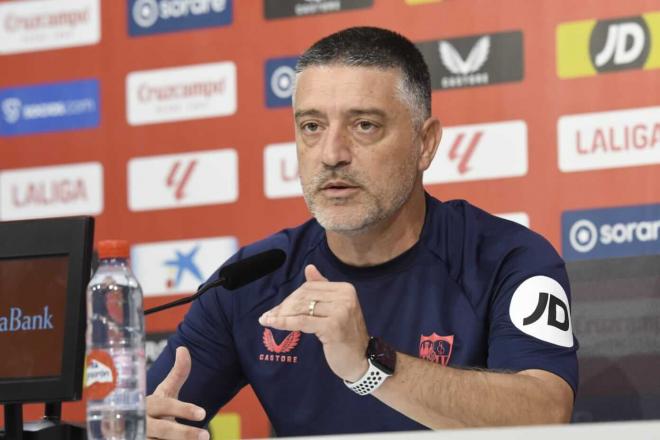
[{"left": 344, "top": 337, "right": 396, "bottom": 396}]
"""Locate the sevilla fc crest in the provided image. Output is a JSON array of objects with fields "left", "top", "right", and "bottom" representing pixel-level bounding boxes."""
[
  {"left": 419, "top": 333, "right": 454, "bottom": 366},
  {"left": 262, "top": 328, "right": 300, "bottom": 353}
]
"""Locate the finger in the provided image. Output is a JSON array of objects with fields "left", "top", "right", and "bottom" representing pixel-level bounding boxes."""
[
  {"left": 147, "top": 395, "right": 206, "bottom": 421},
  {"left": 267, "top": 297, "right": 332, "bottom": 318},
  {"left": 259, "top": 314, "right": 323, "bottom": 333},
  {"left": 147, "top": 416, "right": 209, "bottom": 440},
  {"left": 305, "top": 264, "right": 328, "bottom": 282},
  {"left": 154, "top": 346, "right": 191, "bottom": 398}
]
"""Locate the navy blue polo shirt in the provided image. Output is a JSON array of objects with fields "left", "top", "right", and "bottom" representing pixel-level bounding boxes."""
[{"left": 147, "top": 195, "right": 578, "bottom": 436}]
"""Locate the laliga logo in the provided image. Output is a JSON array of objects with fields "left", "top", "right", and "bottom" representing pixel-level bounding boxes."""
[
  {"left": 132, "top": 0, "right": 228, "bottom": 28},
  {"left": 2, "top": 98, "right": 22, "bottom": 124},
  {"left": 270, "top": 65, "right": 296, "bottom": 99},
  {"left": 569, "top": 219, "right": 598, "bottom": 253}
]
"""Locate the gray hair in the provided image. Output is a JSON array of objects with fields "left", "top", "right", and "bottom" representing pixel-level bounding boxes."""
[{"left": 294, "top": 27, "right": 432, "bottom": 129}]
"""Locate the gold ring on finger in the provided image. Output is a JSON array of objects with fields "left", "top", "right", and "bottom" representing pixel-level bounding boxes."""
[{"left": 308, "top": 300, "right": 318, "bottom": 317}]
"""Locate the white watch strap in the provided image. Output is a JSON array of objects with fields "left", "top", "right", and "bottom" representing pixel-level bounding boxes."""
[{"left": 344, "top": 358, "right": 391, "bottom": 396}]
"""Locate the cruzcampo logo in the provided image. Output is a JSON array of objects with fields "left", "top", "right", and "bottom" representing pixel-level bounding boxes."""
[{"left": 557, "top": 11, "right": 660, "bottom": 78}]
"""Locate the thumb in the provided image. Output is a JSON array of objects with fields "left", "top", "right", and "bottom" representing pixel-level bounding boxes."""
[
  {"left": 305, "top": 264, "right": 328, "bottom": 282},
  {"left": 154, "top": 346, "right": 191, "bottom": 398}
]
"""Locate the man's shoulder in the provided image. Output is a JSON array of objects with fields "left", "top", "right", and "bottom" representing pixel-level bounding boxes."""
[
  {"left": 426, "top": 195, "right": 554, "bottom": 256},
  {"left": 424, "top": 194, "right": 564, "bottom": 301}
]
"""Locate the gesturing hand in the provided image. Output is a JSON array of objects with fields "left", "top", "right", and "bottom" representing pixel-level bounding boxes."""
[
  {"left": 146, "top": 346, "right": 210, "bottom": 440},
  {"left": 259, "top": 264, "right": 370, "bottom": 382}
]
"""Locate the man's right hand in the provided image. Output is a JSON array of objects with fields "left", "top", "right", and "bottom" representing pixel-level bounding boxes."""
[{"left": 146, "top": 346, "right": 210, "bottom": 440}]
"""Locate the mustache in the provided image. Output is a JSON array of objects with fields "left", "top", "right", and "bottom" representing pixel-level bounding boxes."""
[{"left": 310, "top": 170, "right": 363, "bottom": 192}]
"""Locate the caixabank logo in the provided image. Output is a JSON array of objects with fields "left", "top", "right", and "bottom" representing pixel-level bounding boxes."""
[
  {"left": 0, "top": 79, "right": 100, "bottom": 136},
  {"left": 416, "top": 31, "right": 523, "bottom": 90},
  {"left": 562, "top": 203, "right": 660, "bottom": 261},
  {"left": 128, "top": 0, "right": 232, "bottom": 36},
  {"left": 557, "top": 11, "right": 660, "bottom": 78},
  {"left": 264, "top": 0, "right": 373, "bottom": 20}
]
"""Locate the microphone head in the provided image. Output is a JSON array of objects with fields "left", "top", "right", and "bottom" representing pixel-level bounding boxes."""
[{"left": 218, "top": 249, "right": 286, "bottom": 290}]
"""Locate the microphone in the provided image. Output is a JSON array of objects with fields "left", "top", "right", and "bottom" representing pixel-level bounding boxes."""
[{"left": 144, "top": 249, "right": 286, "bottom": 315}]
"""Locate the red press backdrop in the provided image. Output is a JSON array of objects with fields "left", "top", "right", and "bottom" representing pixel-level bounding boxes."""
[{"left": 1, "top": 0, "right": 659, "bottom": 438}]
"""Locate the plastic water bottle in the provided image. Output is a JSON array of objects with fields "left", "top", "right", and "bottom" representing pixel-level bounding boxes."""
[{"left": 85, "top": 240, "right": 146, "bottom": 439}]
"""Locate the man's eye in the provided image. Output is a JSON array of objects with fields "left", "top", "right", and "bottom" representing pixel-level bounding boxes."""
[
  {"left": 357, "top": 121, "right": 377, "bottom": 132},
  {"left": 302, "top": 122, "right": 319, "bottom": 132}
]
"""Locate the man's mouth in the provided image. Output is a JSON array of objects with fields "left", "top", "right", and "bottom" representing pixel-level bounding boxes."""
[{"left": 319, "top": 180, "right": 360, "bottom": 196}]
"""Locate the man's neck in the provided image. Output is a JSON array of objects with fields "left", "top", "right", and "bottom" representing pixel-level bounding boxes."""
[{"left": 325, "top": 188, "right": 427, "bottom": 267}]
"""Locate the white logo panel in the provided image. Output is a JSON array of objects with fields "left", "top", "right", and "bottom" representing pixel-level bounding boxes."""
[
  {"left": 0, "top": 0, "right": 100, "bottom": 55},
  {"left": 558, "top": 105, "right": 660, "bottom": 172},
  {"left": 496, "top": 212, "right": 530, "bottom": 228},
  {"left": 128, "top": 149, "right": 238, "bottom": 211},
  {"left": 126, "top": 62, "right": 237, "bottom": 126},
  {"left": 509, "top": 276, "right": 574, "bottom": 348},
  {"left": 424, "top": 120, "right": 527, "bottom": 184},
  {"left": 0, "top": 162, "right": 103, "bottom": 221},
  {"left": 131, "top": 237, "right": 238, "bottom": 297},
  {"left": 264, "top": 142, "right": 301, "bottom": 199}
]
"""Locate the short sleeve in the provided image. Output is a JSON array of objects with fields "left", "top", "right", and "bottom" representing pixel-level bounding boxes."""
[
  {"left": 486, "top": 233, "right": 579, "bottom": 395},
  {"left": 146, "top": 282, "right": 247, "bottom": 427}
]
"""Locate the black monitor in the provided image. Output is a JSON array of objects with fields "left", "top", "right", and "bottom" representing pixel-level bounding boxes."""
[{"left": 0, "top": 216, "right": 94, "bottom": 439}]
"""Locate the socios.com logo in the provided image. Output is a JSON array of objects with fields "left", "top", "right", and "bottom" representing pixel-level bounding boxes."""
[
  {"left": 1, "top": 98, "right": 22, "bottom": 125},
  {"left": 265, "top": 56, "right": 298, "bottom": 108},
  {"left": 128, "top": 0, "right": 233, "bottom": 36},
  {"left": 557, "top": 11, "right": 660, "bottom": 78},
  {"left": 0, "top": 79, "right": 100, "bottom": 137},
  {"left": 562, "top": 203, "right": 660, "bottom": 261}
]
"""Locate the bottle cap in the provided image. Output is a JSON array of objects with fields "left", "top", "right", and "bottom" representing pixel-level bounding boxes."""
[{"left": 97, "top": 240, "right": 130, "bottom": 259}]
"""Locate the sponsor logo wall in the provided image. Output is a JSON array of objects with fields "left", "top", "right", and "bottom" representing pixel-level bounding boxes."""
[{"left": 1, "top": 0, "right": 658, "bottom": 436}]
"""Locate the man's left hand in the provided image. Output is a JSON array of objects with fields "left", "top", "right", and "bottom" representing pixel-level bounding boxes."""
[{"left": 259, "top": 264, "right": 369, "bottom": 382}]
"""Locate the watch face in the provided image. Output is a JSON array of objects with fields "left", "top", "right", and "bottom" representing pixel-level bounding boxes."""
[{"left": 367, "top": 337, "right": 396, "bottom": 375}]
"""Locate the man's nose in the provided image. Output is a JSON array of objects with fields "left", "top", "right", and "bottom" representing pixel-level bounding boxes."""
[{"left": 321, "top": 125, "right": 352, "bottom": 168}]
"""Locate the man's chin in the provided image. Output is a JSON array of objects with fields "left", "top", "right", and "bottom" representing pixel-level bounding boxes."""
[{"left": 314, "top": 210, "right": 379, "bottom": 235}]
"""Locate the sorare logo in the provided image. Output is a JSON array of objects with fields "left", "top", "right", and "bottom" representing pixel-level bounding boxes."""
[
  {"left": 557, "top": 11, "right": 660, "bottom": 78},
  {"left": 128, "top": 0, "right": 232, "bottom": 36},
  {"left": 264, "top": 0, "right": 373, "bottom": 20},
  {"left": 0, "top": 79, "right": 100, "bottom": 136},
  {"left": 417, "top": 31, "right": 524, "bottom": 90},
  {"left": 562, "top": 203, "right": 660, "bottom": 261},
  {"left": 265, "top": 56, "right": 298, "bottom": 108}
]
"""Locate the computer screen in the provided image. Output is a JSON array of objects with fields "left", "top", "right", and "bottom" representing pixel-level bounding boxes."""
[
  {"left": 0, "top": 216, "right": 93, "bottom": 404},
  {"left": 0, "top": 255, "right": 68, "bottom": 379}
]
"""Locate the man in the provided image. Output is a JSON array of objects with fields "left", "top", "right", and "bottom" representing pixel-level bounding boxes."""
[{"left": 146, "top": 27, "right": 577, "bottom": 439}]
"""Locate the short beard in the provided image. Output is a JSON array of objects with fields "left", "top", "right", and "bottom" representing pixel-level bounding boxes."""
[{"left": 301, "top": 153, "right": 420, "bottom": 235}]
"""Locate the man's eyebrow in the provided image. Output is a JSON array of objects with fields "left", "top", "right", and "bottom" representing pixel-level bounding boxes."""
[
  {"left": 294, "top": 109, "right": 324, "bottom": 119},
  {"left": 346, "top": 108, "right": 387, "bottom": 118},
  {"left": 294, "top": 108, "right": 387, "bottom": 119}
]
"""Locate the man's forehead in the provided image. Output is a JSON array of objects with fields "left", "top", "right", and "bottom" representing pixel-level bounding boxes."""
[
  {"left": 295, "top": 64, "right": 403, "bottom": 86},
  {"left": 293, "top": 65, "right": 404, "bottom": 109}
]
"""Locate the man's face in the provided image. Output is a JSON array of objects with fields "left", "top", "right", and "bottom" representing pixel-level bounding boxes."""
[{"left": 294, "top": 65, "right": 422, "bottom": 234}]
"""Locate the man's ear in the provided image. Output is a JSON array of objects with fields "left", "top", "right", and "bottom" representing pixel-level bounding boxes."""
[{"left": 417, "top": 117, "right": 442, "bottom": 172}]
